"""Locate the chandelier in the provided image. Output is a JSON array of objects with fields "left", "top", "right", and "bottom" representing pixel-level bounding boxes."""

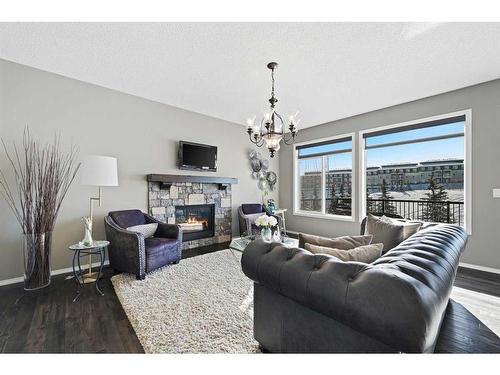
[{"left": 246, "top": 62, "right": 299, "bottom": 157}]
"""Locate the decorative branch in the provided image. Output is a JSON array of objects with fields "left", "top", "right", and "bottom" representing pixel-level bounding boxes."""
[{"left": 0, "top": 128, "right": 81, "bottom": 235}]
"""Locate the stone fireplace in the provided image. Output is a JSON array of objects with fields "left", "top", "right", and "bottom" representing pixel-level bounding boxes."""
[{"left": 147, "top": 174, "right": 237, "bottom": 250}]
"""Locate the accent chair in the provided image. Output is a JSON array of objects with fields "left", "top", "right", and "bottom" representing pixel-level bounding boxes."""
[{"left": 104, "top": 209, "right": 182, "bottom": 280}]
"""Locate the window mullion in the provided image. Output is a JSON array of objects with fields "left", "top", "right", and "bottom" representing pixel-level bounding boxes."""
[{"left": 322, "top": 155, "right": 326, "bottom": 214}]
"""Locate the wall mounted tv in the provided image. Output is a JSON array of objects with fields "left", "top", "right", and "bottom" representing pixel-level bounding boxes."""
[{"left": 178, "top": 141, "right": 218, "bottom": 172}]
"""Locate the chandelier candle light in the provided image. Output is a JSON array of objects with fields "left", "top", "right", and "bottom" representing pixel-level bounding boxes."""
[{"left": 246, "top": 62, "right": 299, "bottom": 157}]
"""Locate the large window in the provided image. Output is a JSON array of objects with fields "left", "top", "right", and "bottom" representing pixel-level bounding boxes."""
[
  {"left": 360, "top": 111, "right": 471, "bottom": 232},
  {"left": 294, "top": 135, "right": 354, "bottom": 219}
]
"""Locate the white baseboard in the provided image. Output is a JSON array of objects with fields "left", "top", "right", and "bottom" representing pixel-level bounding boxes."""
[
  {"left": 0, "top": 260, "right": 110, "bottom": 287},
  {"left": 459, "top": 262, "right": 500, "bottom": 275}
]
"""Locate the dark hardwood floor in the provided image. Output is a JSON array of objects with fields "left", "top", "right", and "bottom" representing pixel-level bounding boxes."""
[{"left": 1, "top": 245, "right": 499, "bottom": 353}]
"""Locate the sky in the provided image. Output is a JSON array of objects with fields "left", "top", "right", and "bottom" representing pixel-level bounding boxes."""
[{"left": 299, "top": 121, "right": 465, "bottom": 174}]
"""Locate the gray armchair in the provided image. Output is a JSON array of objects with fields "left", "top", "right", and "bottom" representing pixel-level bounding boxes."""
[
  {"left": 104, "top": 209, "right": 183, "bottom": 280},
  {"left": 238, "top": 203, "right": 280, "bottom": 236}
]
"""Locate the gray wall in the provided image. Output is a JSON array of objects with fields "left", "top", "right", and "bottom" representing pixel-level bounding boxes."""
[
  {"left": 280, "top": 79, "right": 500, "bottom": 270},
  {"left": 0, "top": 59, "right": 278, "bottom": 281}
]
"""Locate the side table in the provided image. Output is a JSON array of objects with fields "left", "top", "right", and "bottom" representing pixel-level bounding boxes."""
[{"left": 68, "top": 240, "right": 109, "bottom": 302}]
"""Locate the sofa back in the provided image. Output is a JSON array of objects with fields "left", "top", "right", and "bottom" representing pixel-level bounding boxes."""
[{"left": 242, "top": 224, "right": 467, "bottom": 353}]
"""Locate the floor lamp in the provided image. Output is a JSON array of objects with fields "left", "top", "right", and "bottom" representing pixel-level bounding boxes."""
[{"left": 80, "top": 155, "right": 119, "bottom": 282}]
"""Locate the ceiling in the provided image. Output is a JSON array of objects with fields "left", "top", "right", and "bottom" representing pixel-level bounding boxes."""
[{"left": 1, "top": 22, "right": 500, "bottom": 129}]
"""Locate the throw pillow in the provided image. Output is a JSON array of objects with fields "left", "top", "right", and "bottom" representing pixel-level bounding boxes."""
[
  {"left": 364, "top": 214, "right": 405, "bottom": 252},
  {"left": 304, "top": 243, "right": 384, "bottom": 263},
  {"left": 126, "top": 223, "right": 158, "bottom": 238},
  {"left": 298, "top": 232, "right": 373, "bottom": 250},
  {"left": 380, "top": 215, "right": 422, "bottom": 239}
]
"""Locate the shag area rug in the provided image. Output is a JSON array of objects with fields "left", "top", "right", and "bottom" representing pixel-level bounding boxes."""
[{"left": 111, "top": 249, "right": 259, "bottom": 353}]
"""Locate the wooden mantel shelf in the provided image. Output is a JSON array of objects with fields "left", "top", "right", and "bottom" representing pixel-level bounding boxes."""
[{"left": 147, "top": 174, "right": 238, "bottom": 190}]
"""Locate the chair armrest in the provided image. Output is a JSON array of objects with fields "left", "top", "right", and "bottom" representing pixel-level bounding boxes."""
[
  {"left": 104, "top": 216, "right": 146, "bottom": 278},
  {"left": 157, "top": 222, "right": 183, "bottom": 241},
  {"left": 144, "top": 213, "right": 183, "bottom": 241}
]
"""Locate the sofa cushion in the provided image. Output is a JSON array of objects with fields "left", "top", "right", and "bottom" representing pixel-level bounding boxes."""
[
  {"left": 144, "top": 237, "right": 179, "bottom": 256},
  {"left": 127, "top": 223, "right": 158, "bottom": 238},
  {"left": 365, "top": 214, "right": 408, "bottom": 252},
  {"left": 144, "top": 237, "right": 180, "bottom": 272},
  {"left": 109, "top": 209, "right": 146, "bottom": 229},
  {"left": 242, "top": 204, "right": 265, "bottom": 215},
  {"left": 380, "top": 215, "right": 422, "bottom": 239},
  {"left": 304, "top": 243, "right": 384, "bottom": 263},
  {"left": 298, "top": 233, "right": 373, "bottom": 250}
]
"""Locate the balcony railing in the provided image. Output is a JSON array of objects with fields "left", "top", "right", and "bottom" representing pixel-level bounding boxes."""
[{"left": 299, "top": 197, "right": 464, "bottom": 225}]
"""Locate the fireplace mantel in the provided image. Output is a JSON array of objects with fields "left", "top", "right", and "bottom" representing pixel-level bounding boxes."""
[{"left": 147, "top": 174, "right": 238, "bottom": 190}]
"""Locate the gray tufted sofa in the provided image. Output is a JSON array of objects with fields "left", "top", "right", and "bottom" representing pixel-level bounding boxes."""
[{"left": 241, "top": 223, "right": 468, "bottom": 353}]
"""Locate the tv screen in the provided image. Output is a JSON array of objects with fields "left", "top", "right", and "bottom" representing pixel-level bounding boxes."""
[{"left": 179, "top": 141, "right": 217, "bottom": 172}]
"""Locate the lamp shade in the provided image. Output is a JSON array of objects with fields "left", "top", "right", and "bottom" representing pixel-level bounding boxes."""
[{"left": 80, "top": 155, "right": 119, "bottom": 186}]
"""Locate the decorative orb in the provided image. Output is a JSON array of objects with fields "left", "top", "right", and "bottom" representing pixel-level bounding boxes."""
[
  {"left": 261, "top": 159, "right": 269, "bottom": 171},
  {"left": 250, "top": 158, "right": 262, "bottom": 172},
  {"left": 266, "top": 171, "right": 277, "bottom": 186},
  {"left": 258, "top": 178, "right": 269, "bottom": 190}
]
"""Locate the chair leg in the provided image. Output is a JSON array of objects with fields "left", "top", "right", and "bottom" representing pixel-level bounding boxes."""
[{"left": 136, "top": 274, "right": 145, "bottom": 280}]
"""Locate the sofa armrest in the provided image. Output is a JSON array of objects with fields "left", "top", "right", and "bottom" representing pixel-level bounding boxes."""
[{"left": 104, "top": 216, "right": 146, "bottom": 278}]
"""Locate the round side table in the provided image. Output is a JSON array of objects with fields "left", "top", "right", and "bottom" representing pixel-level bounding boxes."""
[{"left": 68, "top": 240, "right": 109, "bottom": 302}]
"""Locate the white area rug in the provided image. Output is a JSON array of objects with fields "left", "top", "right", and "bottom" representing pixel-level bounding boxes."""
[{"left": 111, "top": 249, "right": 259, "bottom": 353}]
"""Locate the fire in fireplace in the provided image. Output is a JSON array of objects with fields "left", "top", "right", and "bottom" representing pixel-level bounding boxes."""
[{"left": 174, "top": 204, "right": 215, "bottom": 242}]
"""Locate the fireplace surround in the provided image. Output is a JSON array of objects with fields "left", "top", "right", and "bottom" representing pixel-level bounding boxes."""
[{"left": 147, "top": 174, "right": 237, "bottom": 250}]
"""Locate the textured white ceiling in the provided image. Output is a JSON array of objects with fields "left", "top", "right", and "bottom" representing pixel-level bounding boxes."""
[{"left": 1, "top": 22, "right": 500, "bottom": 128}]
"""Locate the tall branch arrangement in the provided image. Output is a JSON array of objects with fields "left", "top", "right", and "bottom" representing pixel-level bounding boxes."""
[{"left": 0, "top": 129, "right": 81, "bottom": 235}]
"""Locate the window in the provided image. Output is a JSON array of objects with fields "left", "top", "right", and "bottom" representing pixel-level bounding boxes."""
[
  {"left": 294, "top": 134, "right": 354, "bottom": 219},
  {"left": 360, "top": 111, "right": 471, "bottom": 232}
]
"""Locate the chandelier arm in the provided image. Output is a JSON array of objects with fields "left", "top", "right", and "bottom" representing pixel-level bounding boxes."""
[
  {"left": 251, "top": 131, "right": 265, "bottom": 147},
  {"left": 282, "top": 132, "right": 297, "bottom": 145},
  {"left": 248, "top": 133, "right": 259, "bottom": 144}
]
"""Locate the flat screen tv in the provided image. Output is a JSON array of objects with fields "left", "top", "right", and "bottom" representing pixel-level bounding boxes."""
[{"left": 178, "top": 141, "right": 217, "bottom": 172}]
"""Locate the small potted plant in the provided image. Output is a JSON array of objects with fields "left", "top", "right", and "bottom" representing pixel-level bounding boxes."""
[{"left": 254, "top": 214, "right": 278, "bottom": 242}]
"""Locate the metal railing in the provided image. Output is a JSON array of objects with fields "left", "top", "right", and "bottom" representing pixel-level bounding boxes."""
[{"left": 300, "top": 198, "right": 464, "bottom": 225}]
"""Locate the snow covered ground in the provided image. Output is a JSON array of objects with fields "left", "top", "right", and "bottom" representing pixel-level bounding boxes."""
[{"left": 369, "top": 189, "right": 464, "bottom": 202}]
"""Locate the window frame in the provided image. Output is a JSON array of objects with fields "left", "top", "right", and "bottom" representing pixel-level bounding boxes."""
[
  {"left": 293, "top": 132, "right": 356, "bottom": 222},
  {"left": 358, "top": 109, "right": 472, "bottom": 234}
]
